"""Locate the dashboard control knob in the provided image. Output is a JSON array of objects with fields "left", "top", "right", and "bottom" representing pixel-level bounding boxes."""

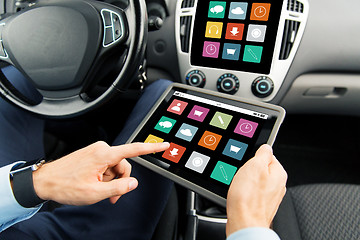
[
  {"left": 186, "top": 70, "right": 206, "bottom": 88},
  {"left": 217, "top": 74, "right": 239, "bottom": 95},
  {"left": 252, "top": 76, "right": 274, "bottom": 98}
]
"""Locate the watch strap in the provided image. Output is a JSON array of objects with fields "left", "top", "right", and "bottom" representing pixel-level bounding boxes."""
[{"left": 12, "top": 167, "right": 45, "bottom": 208}]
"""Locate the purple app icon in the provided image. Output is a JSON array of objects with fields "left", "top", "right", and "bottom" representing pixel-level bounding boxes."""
[
  {"left": 188, "top": 105, "right": 210, "bottom": 122},
  {"left": 234, "top": 119, "right": 258, "bottom": 138},
  {"left": 202, "top": 41, "right": 220, "bottom": 58}
]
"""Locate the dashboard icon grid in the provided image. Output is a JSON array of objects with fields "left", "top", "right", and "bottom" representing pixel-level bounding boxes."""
[{"left": 202, "top": 2, "right": 271, "bottom": 64}]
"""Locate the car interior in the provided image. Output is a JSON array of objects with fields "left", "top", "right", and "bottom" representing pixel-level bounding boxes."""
[{"left": 0, "top": 0, "right": 359, "bottom": 239}]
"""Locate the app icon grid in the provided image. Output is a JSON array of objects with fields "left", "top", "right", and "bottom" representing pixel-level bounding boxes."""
[
  {"left": 145, "top": 97, "right": 264, "bottom": 192},
  {"left": 203, "top": 2, "right": 271, "bottom": 63}
]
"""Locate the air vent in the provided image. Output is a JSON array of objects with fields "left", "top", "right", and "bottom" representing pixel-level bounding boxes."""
[
  {"left": 287, "top": 0, "right": 304, "bottom": 13},
  {"left": 180, "top": 16, "right": 192, "bottom": 53},
  {"left": 181, "top": 0, "right": 195, "bottom": 8},
  {"left": 279, "top": 20, "right": 300, "bottom": 60}
]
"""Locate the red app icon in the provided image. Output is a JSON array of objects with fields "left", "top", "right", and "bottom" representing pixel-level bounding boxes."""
[
  {"left": 162, "top": 143, "right": 186, "bottom": 163},
  {"left": 167, "top": 99, "right": 188, "bottom": 115},
  {"left": 225, "top": 23, "right": 244, "bottom": 41}
]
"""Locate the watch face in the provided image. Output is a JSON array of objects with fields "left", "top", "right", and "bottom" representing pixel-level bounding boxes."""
[{"left": 191, "top": 0, "right": 284, "bottom": 74}]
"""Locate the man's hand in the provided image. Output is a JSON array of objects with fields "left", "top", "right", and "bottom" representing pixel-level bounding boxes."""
[
  {"left": 226, "top": 144, "right": 287, "bottom": 236},
  {"left": 32, "top": 141, "right": 170, "bottom": 206}
]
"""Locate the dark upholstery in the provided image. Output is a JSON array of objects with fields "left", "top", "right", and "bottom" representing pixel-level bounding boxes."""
[{"left": 273, "top": 184, "right": 360, "bottom": 240}]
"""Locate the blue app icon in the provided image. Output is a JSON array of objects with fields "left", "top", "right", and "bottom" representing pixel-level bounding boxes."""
[
  {"left": 222, "top": 139, "right": 248, "bottom": 161},
  {"left": 222, "top": 43, "right": 241, "bottom": 61},
  {"left": 175, "top": 123, "right": 198, "bottom": 142},
  {"left": 228, "top": 2, "right": 248, "bottom": 20}
]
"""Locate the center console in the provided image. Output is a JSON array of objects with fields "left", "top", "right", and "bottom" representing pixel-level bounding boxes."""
[
  {"left": 176, "top": 0, "right": 309, "bottom": 101},
  {"left": 174, "top": 1, "right": 309, "bottom": 239}
]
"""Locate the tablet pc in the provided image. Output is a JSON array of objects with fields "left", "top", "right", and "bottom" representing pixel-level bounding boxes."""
[{"left": 127, "top": 83, "right": 285, "bottom": 206}]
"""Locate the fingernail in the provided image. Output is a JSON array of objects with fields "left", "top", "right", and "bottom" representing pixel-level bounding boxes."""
[
  {"left": 128, "top": 179, "right": 138, "bottom": 191},
  {"left": 161, "top": 142, "right": 170, "bottom": 148},
  {"left": 261, "top": 144, "right": 273, "bottom": 153}
]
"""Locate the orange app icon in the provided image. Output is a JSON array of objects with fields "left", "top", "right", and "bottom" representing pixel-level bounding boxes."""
[
  {"left": 198, "top": 131, "right": 222, "bottom": 151},
  {"left": 250, "top": 3, "right": 271, "bottom": 21}
]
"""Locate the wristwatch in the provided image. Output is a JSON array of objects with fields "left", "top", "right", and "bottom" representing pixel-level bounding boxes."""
[{"left": 10, "top": 159, "right": 46, "bottom": 208}]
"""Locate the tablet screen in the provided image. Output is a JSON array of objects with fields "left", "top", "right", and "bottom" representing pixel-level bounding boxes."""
[
  {"left": 130, "top": 86, "right": 284, "bottom": 200},
  {"left": 190, "top": 0, "right": 284, "bottom": 74}
]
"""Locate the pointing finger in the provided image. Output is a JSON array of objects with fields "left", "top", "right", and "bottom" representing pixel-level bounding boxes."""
[{"left": 108, "top": 142, "right": 170, "bottom": 165}]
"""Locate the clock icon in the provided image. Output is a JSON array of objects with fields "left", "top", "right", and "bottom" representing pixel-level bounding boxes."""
[
  {"left": 239, "top": 123, "right": 253, "bottom": 134},
  {"left": 254, "top": 6, "right": 266, "bottom": 18},
  {"left": 204, "top": 134, "right": 217, "bottom": 146},
  {"left": 205, "top": 44, "right": 218, "bottom": 55}
]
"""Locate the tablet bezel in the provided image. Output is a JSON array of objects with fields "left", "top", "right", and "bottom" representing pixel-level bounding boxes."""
[{"left": 126, "top": 83, "right": 285, "bottom": 206}]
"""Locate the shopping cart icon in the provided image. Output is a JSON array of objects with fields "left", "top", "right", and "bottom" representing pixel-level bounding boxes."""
[
  {"left": 230, "top": 145, "right": 241, "bottom": 154},
  {"left": 227, "top": 48, "right": 236, "bottom": 55},
  {"left": 194, "top": 110, "right": 203, "bottom": 117}
]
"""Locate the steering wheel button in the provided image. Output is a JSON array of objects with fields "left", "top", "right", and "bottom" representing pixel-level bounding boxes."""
[
  {"left": 112, "top": 13, "right": 119, "bottom": 23},
  {"left": 101, "top": 11, "right": 112, "bottom": 27},
  {"left": 113, "top": 15, "right": 122, "bottom": 40},
  {"left": 104, "top": 28, "right": 114, "bottom": 45}
]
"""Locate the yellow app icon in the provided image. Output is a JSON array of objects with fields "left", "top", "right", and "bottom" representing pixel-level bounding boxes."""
[
  {"left": 205, "top": 21, "right": 223, "bottom": 39},
  {"left": 144, "top": 134, "right": 164, "bottom": 144}
]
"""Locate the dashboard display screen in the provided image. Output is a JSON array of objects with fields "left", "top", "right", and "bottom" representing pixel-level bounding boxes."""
[
  {"left": 190, "top": 1, "right": 284, "bottom": 74},
  {"left": 129, "top": 85, "right": 284, "bottom": 201}
]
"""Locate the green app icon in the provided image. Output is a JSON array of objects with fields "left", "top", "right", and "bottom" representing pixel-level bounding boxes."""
[
  {"left": 243, "top": 45, "right": 263, "bottom": 63},
  {"left": 210, "top": 112, "right": 233, "bottom": 130},
  {"left": 210, "top": 161, "right": 237, "bottom": 185},
  {"left": 154, "top": 116, "right": 176, "bottom": 134},
  {"left": 208, "top": 1, "right": 226, "bottom": 19}
]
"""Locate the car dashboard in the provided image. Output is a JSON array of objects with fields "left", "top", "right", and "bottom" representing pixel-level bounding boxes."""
[{"left": 146, "top": 0, "right": 360, "bottom": 116}]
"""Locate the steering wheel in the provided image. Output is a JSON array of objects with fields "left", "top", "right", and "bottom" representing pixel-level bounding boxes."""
[{"left": 0, "top": 0, "right": 147, "bottom": 118}]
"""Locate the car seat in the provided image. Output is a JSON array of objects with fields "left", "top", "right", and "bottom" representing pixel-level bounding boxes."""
[{"left": 273, "top": 184, "right": 360, "bottom": 240}]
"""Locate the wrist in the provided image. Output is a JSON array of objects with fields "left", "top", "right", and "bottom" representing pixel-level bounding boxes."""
[
  {"left": 226, "top": 217, "right": 268, "bottom": 237},
  {"left": 32, "top": 163, "right": 51, "bottom": 201}
]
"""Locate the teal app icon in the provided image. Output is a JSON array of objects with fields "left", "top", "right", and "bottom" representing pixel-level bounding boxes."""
[
  {"left": 243, "top": 45, "right": 263, "bottom": 63},
  {"left": 154, "top": 116, "right": 176, "bottom": 134},
  {"left": 208, "top": 1, "right": 226, "bottom": 18},
  {"left": 210, "top": 161, "right": 237, "bottom": 185}
]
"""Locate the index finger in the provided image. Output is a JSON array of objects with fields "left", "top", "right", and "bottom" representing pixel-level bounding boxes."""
[{"left": 108, "top": 142, "right": 170, "bottom": 165}]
